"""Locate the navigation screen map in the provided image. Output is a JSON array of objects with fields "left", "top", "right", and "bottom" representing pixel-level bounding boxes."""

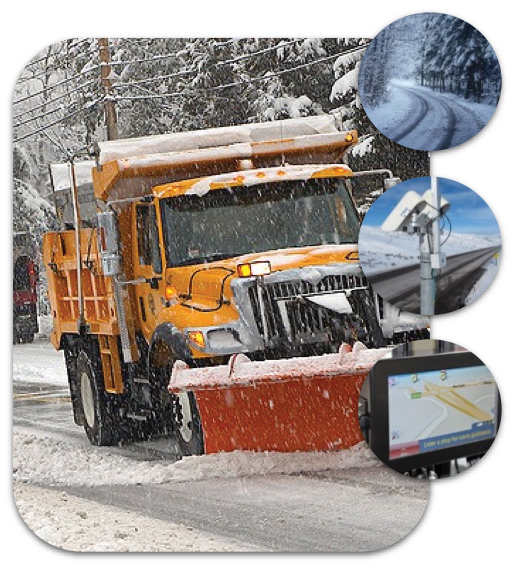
[{"left": 389, "top": 365, "right": 497, "bottom": 460}]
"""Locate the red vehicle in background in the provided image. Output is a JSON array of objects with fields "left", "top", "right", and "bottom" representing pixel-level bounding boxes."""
[{"left": 13, "top": 254, "right": 39, "bottom": 343}]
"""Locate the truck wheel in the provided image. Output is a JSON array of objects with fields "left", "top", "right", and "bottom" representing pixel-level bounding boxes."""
[
  {"left": 20, "top": 333, "right": 35, "bottom": 344},
  {"left": 76, "top": 350, "right": 119, "bottom": 446},
  {"left": 149, "top": 351, "right": 204, "bottom": 455},
  {"left": 172, "top": 391, "right": 204, "bottom": 457}
]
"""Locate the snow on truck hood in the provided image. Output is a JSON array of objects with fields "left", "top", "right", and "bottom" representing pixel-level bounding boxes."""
[
  {"left": 167, "top": 246, "right": 360, "bottom": 304},
  {"left": 234, "top": 244, "right": 359, "bottom": 270},
  {"left": 169, "top": 245, "right": 359, "bottom": 277}
]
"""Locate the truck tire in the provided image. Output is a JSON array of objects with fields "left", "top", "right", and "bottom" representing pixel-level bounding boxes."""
[
  {"left": 172, "top": 391, "right": 204, "bottom": 457},
  {"left": 76, "top": 349, "right": 120, "bottom": 446},
  {"left": 150, "top": 361, "right": 204, "bottom": 456}
]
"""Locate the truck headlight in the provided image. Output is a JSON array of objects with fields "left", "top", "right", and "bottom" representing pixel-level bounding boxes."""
[{"left": 237, "top": 261, "right": 271, "bottom": 278}]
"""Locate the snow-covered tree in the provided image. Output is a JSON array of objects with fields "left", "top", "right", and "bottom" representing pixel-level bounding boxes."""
[
  {"left": 415, "top": 14, "right": 500, "bottom": 103},
  {"left": 13, "top": 37, "right": 429, "bottom": 238}
]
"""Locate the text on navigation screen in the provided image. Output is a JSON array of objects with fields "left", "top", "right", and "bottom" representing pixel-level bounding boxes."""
[{"left": 388, "top": 366, "right": 497, "bottom": 459}]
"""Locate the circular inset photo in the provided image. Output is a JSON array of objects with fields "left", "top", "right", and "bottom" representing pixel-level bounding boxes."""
[
  {"left": 359, "top": 12, "right": 501, "bottom": 151},
  {"left": 358, "top": 339, "right": 501, "bottom": 479},
  {"left": 358, "top": 176, "right": 501, "bottom": 316}
]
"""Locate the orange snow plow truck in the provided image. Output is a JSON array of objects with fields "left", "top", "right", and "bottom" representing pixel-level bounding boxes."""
[{"left": 43, "top": 115, "right": 428, "bottom": 455}]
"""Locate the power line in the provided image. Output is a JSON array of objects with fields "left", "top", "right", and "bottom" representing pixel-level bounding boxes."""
[
  {"left": 210, "top": 47, "right": 369, "bottom": 90},
  {"left": 13, "top": 41, "right": 368, "bottom": 143},
  {"left": 24, "top": 39, "right": 91, "bottom": 69},
  {"left": 16, "top": 46, "right": 99, "bottom": 85},
  {"left": 113, "top": 39, "right": 302, "bottom": 90},
  {"left": 14, "top": 39, "right": 305, "bottom": 111},
  {"left": 113, "top": 66, "right": 196, "bottom": 88},
  {"left": 13, "top": 65, "right": 100, "bottom": 106},
  {"left": 13, "top": 103, "right": 66, "bottom": 129},
  {"left": 115, "top": 44, "right": 369, "bottom": 102},
  {"left": 13, "top": 79, "right": 99, "bottom": 123},
  {"left": 14, "top": 39, "right": 242, "bottom": 103},
  {"left": 13, "top": 100, "right": 100, "bottom": 144},
  {"left": 211, "top": 38, "right": 241, "bottom": 47},
  {"left": 107, "top": 38, "right": 243, "bottom": 69},
  {"left": 214, "top": 39, "right": 302, "bottom": 67}
]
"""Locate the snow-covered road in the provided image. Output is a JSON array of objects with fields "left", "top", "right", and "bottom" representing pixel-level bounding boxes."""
[
  {"left": 365, "top": 82, "right": 495, "bottom": 151},
  {"left": 13, "top": 342, "right": 430, "bottom": 551}
]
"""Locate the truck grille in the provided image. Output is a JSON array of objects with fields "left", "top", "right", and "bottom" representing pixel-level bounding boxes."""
[{"left": 247, "top": 274, "right": 368, "bottom": 346}]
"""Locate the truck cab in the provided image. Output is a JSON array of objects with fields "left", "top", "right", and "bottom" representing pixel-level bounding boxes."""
[{"left": 131, "top": 165, "right": 382, "bottom": 371}]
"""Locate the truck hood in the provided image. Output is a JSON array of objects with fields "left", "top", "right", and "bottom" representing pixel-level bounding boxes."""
[
  {"left": 233, "top": 244, "right": 359, "bottom": 271},
  {"left": 168, "top": 244, "right": 359, "bottom": 306}
]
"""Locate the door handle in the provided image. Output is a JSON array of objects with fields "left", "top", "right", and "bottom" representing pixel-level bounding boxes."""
[{"left": 146, "top": 277, "right": 162, "bottom": 290}]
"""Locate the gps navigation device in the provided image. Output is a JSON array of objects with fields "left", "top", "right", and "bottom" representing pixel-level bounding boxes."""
[{"left": 359, "top": 351, "right": 501, "bottom": 475}]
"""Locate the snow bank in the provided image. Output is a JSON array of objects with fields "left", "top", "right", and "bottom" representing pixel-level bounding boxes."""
[
  {"left": 14, "top": 482, "right": 255, "bottom": 552},
  {"left": 12, "top": 344, "right": 67, "bottom": 386},
  {"left": 465, "top": 255, "right": 500, "bottom": 305},
  {"left": 12, "top": 343, "right": 68, "bottom": 387},
  {"left": 13, "top": 431, "right": 381, "bottom": 488},
  {"left": 364, "top": 80, "right": 417, "bottom": 129}
]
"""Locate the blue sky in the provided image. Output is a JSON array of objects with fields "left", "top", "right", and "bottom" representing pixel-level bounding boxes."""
[{"left": 362, "top": 177, "right": 501, "bottom": 237}]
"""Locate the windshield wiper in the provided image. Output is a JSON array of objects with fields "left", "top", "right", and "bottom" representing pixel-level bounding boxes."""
[{"left": 177, "top": 253, "right": 239, "bottom": 266}]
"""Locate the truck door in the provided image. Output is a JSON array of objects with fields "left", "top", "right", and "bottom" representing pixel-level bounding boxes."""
[{"left": 132, "top": 202, "right": 163, "bottom": 339}]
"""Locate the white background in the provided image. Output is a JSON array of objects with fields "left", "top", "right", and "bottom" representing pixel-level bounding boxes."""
[{"left": 4, "top": 0, "right": 511, "bottom": 560}]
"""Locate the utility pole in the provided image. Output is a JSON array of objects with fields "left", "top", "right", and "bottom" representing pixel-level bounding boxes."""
[{"left": 98, "top": 38, "right": 118, "bottom": 141}]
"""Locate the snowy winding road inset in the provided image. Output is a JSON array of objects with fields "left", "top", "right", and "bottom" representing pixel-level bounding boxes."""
[{"left": 367, "top": 82, "right": 491, "bottom": 151}]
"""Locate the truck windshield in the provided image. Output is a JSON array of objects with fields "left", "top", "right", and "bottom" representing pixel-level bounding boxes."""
[{"left": 160, "top": 177, "right": 359, "bottom": 267}]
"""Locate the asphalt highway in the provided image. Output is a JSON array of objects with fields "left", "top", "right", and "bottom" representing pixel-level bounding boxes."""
[{"left": 369, "top": 246, "right": 501, "bottom": 314}]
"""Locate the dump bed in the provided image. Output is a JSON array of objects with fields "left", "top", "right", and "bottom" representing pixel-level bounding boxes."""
[
  {"left": 47, "top": 115, "right": 357, "bottom": 222},
  {"left": 50, "top": 161, "right": 97, "bottom": 226},
  {"left": 91, "top": 114, "right": 357, "bottom": 202}
]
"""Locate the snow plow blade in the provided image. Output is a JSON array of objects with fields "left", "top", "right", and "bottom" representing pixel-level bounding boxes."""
[{"left": 169, "top": 343, "right": 389, "bottom": 454}]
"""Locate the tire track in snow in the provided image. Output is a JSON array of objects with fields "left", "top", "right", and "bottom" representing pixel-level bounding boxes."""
[
  {"left": 389, "top": 88, "right": 429, "bottom": 142},
  {"left": 391, "top": 86, "right": 456, "bottom": 150}
]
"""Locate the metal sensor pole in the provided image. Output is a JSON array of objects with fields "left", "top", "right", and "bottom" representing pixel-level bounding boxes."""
[
  {"left": 419, "top": 228, "right": 435, "bottom": 316},
  {"left": 431, "top": 176, "right": 442, "bottom": 263}
]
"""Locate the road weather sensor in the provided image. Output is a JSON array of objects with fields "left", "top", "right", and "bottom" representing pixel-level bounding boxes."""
[{"left": 381, "top": 178, "right": 450, "bottom": 315}]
